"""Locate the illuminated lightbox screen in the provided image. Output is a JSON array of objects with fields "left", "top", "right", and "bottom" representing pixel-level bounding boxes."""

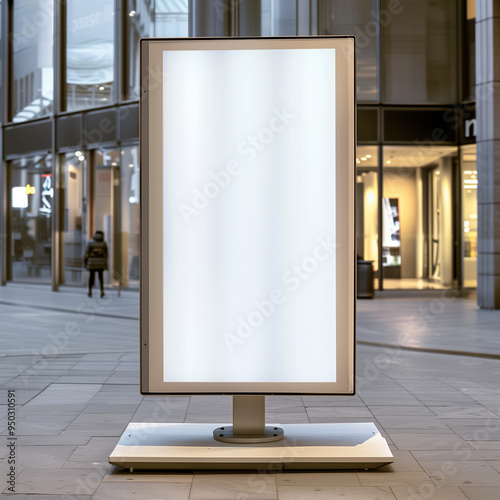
[{"left": 162, "top": 48, "right": 336, "bottom": 383}]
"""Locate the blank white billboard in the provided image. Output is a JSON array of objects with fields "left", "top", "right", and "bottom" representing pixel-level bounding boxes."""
[{"left": 141, "top": 37, "right": 355, "bottom": 394}]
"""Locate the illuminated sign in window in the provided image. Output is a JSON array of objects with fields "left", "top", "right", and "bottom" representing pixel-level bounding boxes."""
[
  {"left": 12, "top": 187, "right": 28, "bottom": 208},
  {"left": 40, "top": 174, "right": 53, "bottom": 215}
]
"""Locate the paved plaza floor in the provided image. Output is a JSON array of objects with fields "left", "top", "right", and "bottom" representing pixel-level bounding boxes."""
[{"left": 1, "top": 283, "right": 500, "bottom": 499}]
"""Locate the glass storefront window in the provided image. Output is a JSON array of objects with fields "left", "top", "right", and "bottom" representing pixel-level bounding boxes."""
[
  {"left": 318, "top": 0, "right": 378, "bottom": 102},
  {"left": 93, "top": 148, "right": 140, "bottom": 288},
  {"left": 93, "top": 149, "right": 118, "bottom": 286},
  {"left": 126, "top": 1, "right": 188, "bottom": 100},
  {"left": 461, "top": 145, "right": 477, "bottom": 287},
  {"left": 61, "top": 152, "right": 87, "bottom": 285},
  {"left": 11, "top": 0, "right": 54, "bottom": 122},
  {"left": 382, "top": 146, "right": 457, "bottom": 289},
  {"left": 66, "top": 0, "right": 115, "bottom": 111},
  {"left": 120, "top": 146, "right": 140, "bottom": 286},
  {"left": 261, "top": 0, "right": 297, "bottom": 36},
  {"left": 356, "top": 146, "right": 379, "bottom": 274},
  {"left": 10, "top": 155, "right": 53, "bottom": 282},
  {"left": 382, "top": 0, "right": 457, "bottom": 104}
]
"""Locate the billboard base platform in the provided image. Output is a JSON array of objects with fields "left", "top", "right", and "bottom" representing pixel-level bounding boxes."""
[{"left": 109, "top": 422, "right": 393, "bottom": 470}]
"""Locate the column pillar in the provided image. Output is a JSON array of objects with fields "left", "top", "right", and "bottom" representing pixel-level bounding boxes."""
[{"left": 476, "top": 0, "right": 500, "bottom": 308}]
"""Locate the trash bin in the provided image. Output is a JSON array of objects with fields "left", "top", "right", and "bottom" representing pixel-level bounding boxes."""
[{"left": 357, "top": 259, "right": 374, "bottom": 299}]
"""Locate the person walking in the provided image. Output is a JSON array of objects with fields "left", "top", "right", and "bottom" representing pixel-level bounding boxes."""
[{"left": 84, "top": 230, "right": 108, "bottom": 298}]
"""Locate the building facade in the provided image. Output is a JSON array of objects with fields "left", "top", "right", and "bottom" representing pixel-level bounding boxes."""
[{"left": 1, "top": 0, "right": 489, "bottom": 302}]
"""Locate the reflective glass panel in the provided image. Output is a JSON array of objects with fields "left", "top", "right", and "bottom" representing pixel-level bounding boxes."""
[
  {"left": 382, "top": 0, "right": 457, "bottom": 104},
  {"left": 93, "top": 149, "right": 119, "bottom": 286},
  {"left": 12, "top": 0, "right": 54, "bottom": 122},
  {"left": 126, "top": 0, "right": 153, "bottom": 100},
  {"left": 61, "top": 152, "right": 87, "bottom": 285},
  {"left": 119, "top": 146, "right": 140, "bottom": 286},
  {"left": 10, "top": 155, "right": 53, "bottom": 283},
  {"left": 461, "top": 145, "right": 477, "bottom": 288},
  {"left": 356, "top": 146, "right": 379, "bottom": 275},
  {"left": 261, "top": 0, "right": 297, "bottom": 36},
  {"left": 66, "top": 0, "right": 115, "bottom": 111}
]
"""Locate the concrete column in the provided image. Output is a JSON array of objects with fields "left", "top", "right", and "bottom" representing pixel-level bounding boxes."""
[{"left": 476, "top": 0, "right": 500, "bottom": 308}]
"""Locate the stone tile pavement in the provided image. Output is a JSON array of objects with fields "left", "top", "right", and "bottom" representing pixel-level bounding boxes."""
[{"left": 0, "top": 283, "right": 499, "bottom": 499}]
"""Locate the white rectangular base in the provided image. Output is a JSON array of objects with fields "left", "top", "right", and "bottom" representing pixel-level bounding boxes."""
[{"left": 109, "top": 422, "right": 393, "bottom": 470}]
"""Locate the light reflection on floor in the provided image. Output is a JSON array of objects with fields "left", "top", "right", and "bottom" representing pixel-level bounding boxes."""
[{"left": 377, "top": 278, "right": 450, "bottom": 290}]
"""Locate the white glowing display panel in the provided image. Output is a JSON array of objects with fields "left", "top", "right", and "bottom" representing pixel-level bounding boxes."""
[{"left": 141, "top": 37, "right": 355, "bottom": 395}]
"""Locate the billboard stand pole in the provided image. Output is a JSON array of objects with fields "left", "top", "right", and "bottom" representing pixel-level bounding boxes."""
[{"left": 213, "top": 395, "right": 284, "bottom": 443}]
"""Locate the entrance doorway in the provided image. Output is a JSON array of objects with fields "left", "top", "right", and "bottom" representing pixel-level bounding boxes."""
[
  {"left": 382, "top": 146, "right": 458, "bottom": 290},
  {"left": 92, "top": 147, "right": 140, "bottom": 289},
  {"left": 93, "top": 149, "right": 120, "bottom": 288}
]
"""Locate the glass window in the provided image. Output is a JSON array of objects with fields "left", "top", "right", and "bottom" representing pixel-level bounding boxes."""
[
  {"left": 382, "top": 146, "right": 457, "bottom": 289},
  {"left": 125, "top": 1, "right": 153, "bottom": 100},
  {"left": 461, "top": 145, "right": 477, "bottom": 287},
  {"left": 119, "top": 146, "right": 140, "bottom": 286},
  {"left": 382, "top": 0, "right": 457, "bottom": 104},
  {"left": 11, "top": 0, "right": 54, "bottom": 122},
  {"left": 66, "top": 0, "right": 115, "bottom": 111},
  {"left": 61, "top": 152, "right": 87, "bottom": 285},
  {"left": 318, "top": 0, "right": 378, "bottom": 102},
  {"left": 93, "top": 149, "right": 122, "bottom": 288},
  {"left": 261, "top": 0, "right": 297, "bottom": 36},
  {"left": 92, "top": 148, "right": 140, "bottom": 288},
  {"left": 10, "top": 155, "right": 53, "bottom": 283},
  {"left": 356, "top": 146, "right": 379, "bottom": 277},
  {"left": 154, "top": 0, "right": 188, "bottom": 36},
  {"left": 126, "top": 1, "right": 188, "bottom": 100}
]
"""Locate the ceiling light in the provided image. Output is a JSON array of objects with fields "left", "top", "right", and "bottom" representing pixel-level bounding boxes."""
[
  {"left": 386, "top": 160, "right": 391, "bottom": 165},
  {"left": 129, "top": 10, "right": 136, "bottom": 17}
]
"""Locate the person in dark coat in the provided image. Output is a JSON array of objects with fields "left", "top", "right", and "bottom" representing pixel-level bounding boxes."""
[{"left": 84, "top": 230, "right": 108, "bottom": 298}]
